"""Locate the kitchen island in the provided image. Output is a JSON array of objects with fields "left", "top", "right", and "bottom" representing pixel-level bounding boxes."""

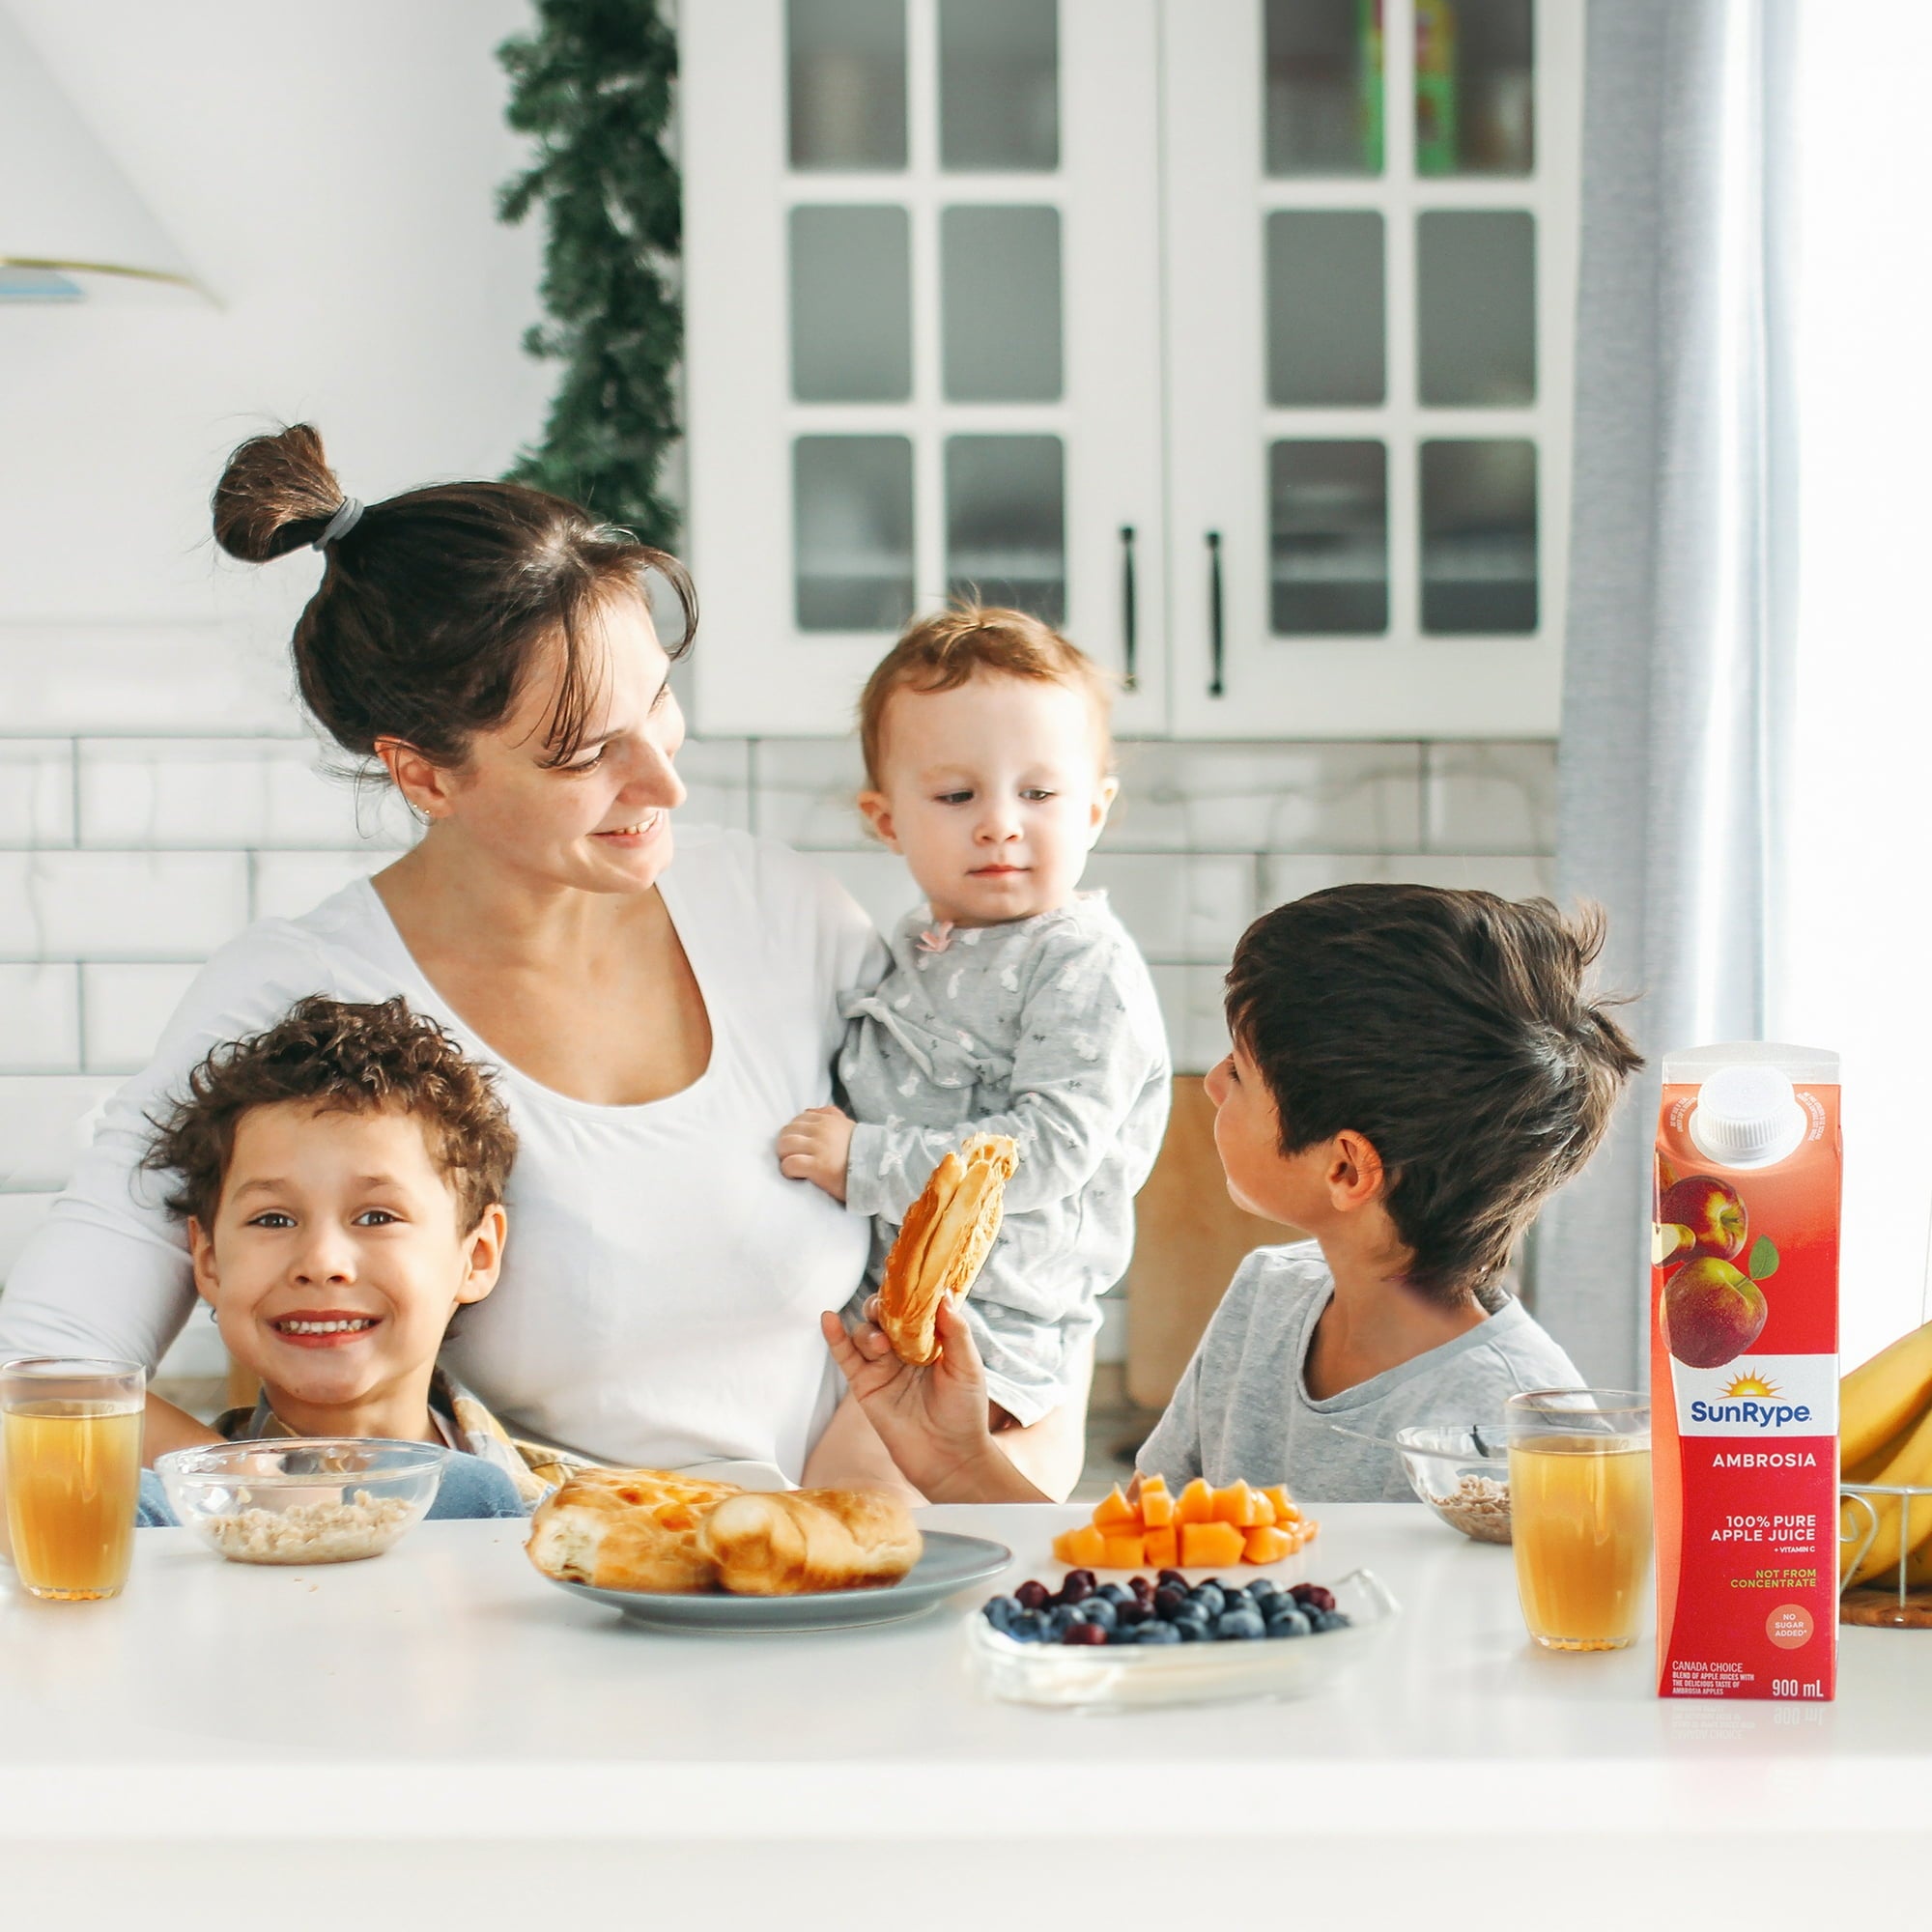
[{"left": 4, "top": 1503, "right": 1925, "bottom": 1927}]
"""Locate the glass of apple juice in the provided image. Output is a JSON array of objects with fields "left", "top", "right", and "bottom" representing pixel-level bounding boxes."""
[
  {"left": 1505, "top": 1388, "right": 1652, "bottom": 1652},
  {"left": 1, "top": 1357, "right": 145, "bottom": 1600}
]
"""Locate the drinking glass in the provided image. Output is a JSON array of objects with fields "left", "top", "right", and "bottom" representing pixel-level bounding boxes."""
[
  {"left": 1505, "top": 1387, "right": 1651, "bottom": 1651},
  {"left": 1, "top": 1357, "right": 145, "bottom": 1600}
]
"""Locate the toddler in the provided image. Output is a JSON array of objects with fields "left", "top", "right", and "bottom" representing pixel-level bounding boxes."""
[
  {"left": 824, "top": 885, "right": 1643, "bottom": 1505},
  {"left": 135, "top": 995, "right": 553, "bottom": 1522},
  {"left": 779, "top": 609, "right": 1171, "bottom": 1485}
]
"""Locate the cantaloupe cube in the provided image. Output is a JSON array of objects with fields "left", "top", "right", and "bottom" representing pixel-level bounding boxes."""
[
  {"left": 1243, "top": 1523, "right": 1293, "bottom": 1564},
  {"left": 1053, "top": 1524, "right": 1107, "bottom": 1568},
  {"left": 1143, "top": 1524, "right": 1179, "bottom": 1569},
  {"left": 1175, "top": 1477, "right": 1216, "bottom": 1525},
  {"left": 1179, "top": 1520, "right": 1246, "bottom": 1568},
  {"left": 1139, "top": 1475, "right": 1174, "bottom": 1527},
  {"left": 1101, "top": 1529, "right": 1145, "bottom": 1569},
  {"left": 1210, "top": 1480, "right": 1267, "bottom": 1526},
  {"left": 1092, "top": 1483, "right": 1137, "bottom": 1529},
  {"left": 1246, "top": 1489, "right": 1276, "bottom": 1527},
  {"left": 1263, "top": 1484, "right": 1299, "bottom": 1523}
]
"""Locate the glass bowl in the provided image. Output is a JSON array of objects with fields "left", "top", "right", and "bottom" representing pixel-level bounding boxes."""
[
  {"left": 965, "top": 1568, "right": 1400, "bottom": 1711},
  {"left": 1395, "top": 1424, "right": 1513, "bottom": 1543},
  {"left": 156, "top": 1438, "right": 445, "bottom": 1565}
]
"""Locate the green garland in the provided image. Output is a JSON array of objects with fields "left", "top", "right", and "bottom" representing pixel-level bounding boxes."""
[{"left": 497, "top": 0, "right": 682, "bottom": 547}]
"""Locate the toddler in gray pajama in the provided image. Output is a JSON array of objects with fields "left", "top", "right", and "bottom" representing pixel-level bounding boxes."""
[{"left": 777, "top": 607, "right": 1171, "bottom": 1433}]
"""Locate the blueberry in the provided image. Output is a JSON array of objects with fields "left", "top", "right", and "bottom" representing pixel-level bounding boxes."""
[
  {"left": 1063, "top": 1620, "right": 1110, "bottom": 1646},
  {"left": 1155, "top": 1568, "right": 1188, "bottom": 1590},
  {"left": 1045, "top": 1605, "right": 1082, "bottom": 1637},
  {"left": 1015, "top": 1579, "right": 1050, "bottom": 1610},
  {"left": 1173, "top": 1614, "right": 1210, "bottom": 1641},
  {"left": 1312, "top": 1609, "right": 1350, "bottom": 1633},
  {"left": 1116, "top": 1599, "right": 1152, "bottom": 1626},
  {"left": 1152, "top": 1586, "right": 1187, "bottom": 1619},
  {"left": 1215, "top": 1607, "right": 1267, "bottom": 1641},
  {"left": 982, "top": 1595, "right": 1019, "bottom": 1629},
  {"left": 1265, "top": 1608, "right": 1312, "bottom": 1639},
  {"left": 1246, "top": 1577, "right": 1280, "bottom": 1605},
  {"left": 1097, "top": 1582, "right": 1133, "bottom": 1606},
  {"left": 1079, "top": 1597, "right": 1119, "bottom": 1631},
  {"left": 1289, "top": 1583, "right": 1336, "bottom": 1613},
  {"left": 1189, "top": 1583, "right": 1227, "bottom": 1619},
  {"left": 1219, "top": 1582, "right": 1251, "bottom": 1606},
  {"left": 1064, "top": 1568, "right": 1098, "bottom": 1593},
  {"left": 1058, "top": 1575, "right": 1094, "bottom": 1605},
  {"left": 1129, "top": 1575, "right": 1155, "bottom": 1601},
  {"left": 1135, "top": 1619, "right": 1182, "bottom": 1645},
  {"left": 1009, "top": 1611, "right": 1046, "bottom": 1643}
]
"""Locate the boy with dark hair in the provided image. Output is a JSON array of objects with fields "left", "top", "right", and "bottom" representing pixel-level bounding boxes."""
[
  {"left": 136, "top": 996, "right": 550, "bottom": 1522},
  {"left": 821, "top": 885, "right": 1644, "bottom": 1503}
]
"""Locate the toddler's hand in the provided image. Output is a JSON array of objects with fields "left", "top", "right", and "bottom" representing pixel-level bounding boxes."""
[
  {"left": 818, "top": 1296, "right": 1043, "bottom": 1504},
  {"left": 779, "top": 1105, "right": 854, "bottom": 1203}
]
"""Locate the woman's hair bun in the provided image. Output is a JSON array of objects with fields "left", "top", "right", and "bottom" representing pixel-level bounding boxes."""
[{"left": 212, "top": 423, "right": 347, "bottom": 563}]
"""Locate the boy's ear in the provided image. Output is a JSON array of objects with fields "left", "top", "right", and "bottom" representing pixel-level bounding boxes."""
[
  {"left": 1086, "top": 774, "right": 1120, "bottom": 846},
  {"left": 1325, "top": 1130, "right": 1387, "bottom": 1211},
  {"left": 186, "top": 1216, "right": 220, "bottom": 1304},
  {"left": 454, "top": 1203, "right": 508, "bottom": 1306},
  {"left": 856, "top": 788, "right": 899, "bottom": 851}
]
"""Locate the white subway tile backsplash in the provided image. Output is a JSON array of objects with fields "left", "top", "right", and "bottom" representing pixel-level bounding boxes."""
[
  {"left": 1262, "top": 851, "right": 1555, "bottom": 910},
  {"left": 1109, "top": 741, "right": 1424, "bottom": 853},
  {"left": 0, "top": 742, "right": 76, "bottom": 848},
  {"left": 0, "top": 1077, "right": 117, "bottom": 1191},
  {"left": 751, "top": 738, "right": 872, "bottom": 849},
  {"left": 0, "top": 966, "right": 80, "bottom": 1072},
  {"left": 1149, "top": 963, "right": 1232, "bottom": 1075},
  {"left": 82, "top": 963, "right": 202, "bottom": 1075},
  {"left": 810, "top": 849, "right": 923, "bottom": 937},
  {"left": 251, "top": 850, "right": 390, "bottom": 923},
  {"left": 675, "top": 736, "right": 753, "bottom": 830},
  {"left": 1424, "top": 741, "right": 1558, "bottom": 855},
  {"left": 0, "top": 629, "right": 300, "bottom": 737},
  {"left": 1084, "top": 853, "right": 1255, "bottom": 962},
  {"left": 0, "top": 853, "right": 249, "bottom": 962},
  {"left": 77, "top": 739, "right": 414, "bottom": 851}
]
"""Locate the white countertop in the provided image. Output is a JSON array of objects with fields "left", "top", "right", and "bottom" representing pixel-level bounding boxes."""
[{"left": 5, "top": 1503, "right": 1928, "bottom": 1924}]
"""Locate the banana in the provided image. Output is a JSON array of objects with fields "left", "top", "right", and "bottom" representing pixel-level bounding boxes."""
[
  {"left": 1845, "top": 1420, "right": 1914, "bottom": 1486},
  {"left": 1839, "top": 1318, "right": 1932, "bottom": 1467},
  {"left": 1845, "top": 1400, "right": 1932, "bottom": 1585}
]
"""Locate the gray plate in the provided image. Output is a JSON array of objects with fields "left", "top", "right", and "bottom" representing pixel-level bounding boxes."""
[{"left": 540, "top": 1530, "right": 1013, "bottom": 1633}]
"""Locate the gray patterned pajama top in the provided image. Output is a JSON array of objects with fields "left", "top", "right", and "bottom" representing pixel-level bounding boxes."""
[{"left": 838, "top": 893, "right": 1172, "bottom": 1424}]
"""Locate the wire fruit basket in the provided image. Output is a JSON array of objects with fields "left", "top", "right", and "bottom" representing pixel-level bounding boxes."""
[{"left": 1838, "top": 1482, "right": 1932, "bottom": 1629}]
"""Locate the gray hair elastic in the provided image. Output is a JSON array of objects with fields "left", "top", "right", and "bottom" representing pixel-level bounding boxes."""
[{"left": 313, "top": 497, "right": 364, "bottom": 550}]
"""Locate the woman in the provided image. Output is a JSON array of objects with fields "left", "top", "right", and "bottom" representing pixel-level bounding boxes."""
[{"left": 0, "top": 425, "right": 892, "bottom": 1487}]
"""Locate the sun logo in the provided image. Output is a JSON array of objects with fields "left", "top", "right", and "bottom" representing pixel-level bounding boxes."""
[{"left": 1722, "top": 1370, "right": 1780, "bottom": 1399}]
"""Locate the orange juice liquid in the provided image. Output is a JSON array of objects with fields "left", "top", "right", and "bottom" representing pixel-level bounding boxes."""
[
  {"left": 1510, "top": 1435, "right": 1653, "bottom": 1651},
  {"left": 4, "top": 1400, "right": 142, "bottom": 1600}
]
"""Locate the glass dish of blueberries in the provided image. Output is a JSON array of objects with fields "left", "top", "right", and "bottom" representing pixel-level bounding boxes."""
[{"left": 966, "top": 1566, "right": 1399, "bottom": 1711}]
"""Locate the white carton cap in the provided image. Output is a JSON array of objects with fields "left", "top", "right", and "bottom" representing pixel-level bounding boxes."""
[{"left": 1687, "top": 1064, "right": 1809, "bottom": 1169}]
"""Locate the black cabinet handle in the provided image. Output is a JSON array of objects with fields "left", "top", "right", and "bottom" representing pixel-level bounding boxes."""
[
  {"left": 1119, "top": 525, "right": 1138, "bottom": 692},
  {"left": 1206, "top": 530, "right": 1225, "bottom": 697}
]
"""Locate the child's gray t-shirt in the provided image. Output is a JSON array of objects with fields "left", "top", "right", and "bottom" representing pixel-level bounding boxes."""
[
  {"left": 1136, "top": 1241, "right": 1582, "bottom": 1502},
  {"left": 838, "top": 894, "right": 1171, "bottom": 1425}
]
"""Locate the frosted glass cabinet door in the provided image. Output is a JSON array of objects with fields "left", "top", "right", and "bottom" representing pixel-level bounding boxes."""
[
  {"left": 682, "top": 0, "right": 1166, "bottom": 738},
  {"left": 1161, "top": 0, "right": 1578, "bottom": 738}
]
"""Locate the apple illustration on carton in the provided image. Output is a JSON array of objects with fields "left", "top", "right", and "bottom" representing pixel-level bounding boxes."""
[
  {"left": 1657, "top": 1175, "right": 1748, "bottom": 1262},
  {"left": 1662, "top": 1258, "right": 1768, "bottom": 1368}
]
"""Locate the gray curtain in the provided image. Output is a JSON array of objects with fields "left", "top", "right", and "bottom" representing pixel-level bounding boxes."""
[{"left": 1535, "top": 0, "right": 1800, "bottom": 1386}]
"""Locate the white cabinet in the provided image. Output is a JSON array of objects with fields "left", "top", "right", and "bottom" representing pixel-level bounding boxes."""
[
  {"left": 683, "top": 0, "right": 1166, "bottom": 739},
  {"left": 682, "top": 0, "right": 1580, "bottom": 740}
]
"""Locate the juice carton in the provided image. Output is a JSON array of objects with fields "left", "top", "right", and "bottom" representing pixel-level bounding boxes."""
[{"left": 1652, "top": 1043, "right": 1840, "bottom": 1700}]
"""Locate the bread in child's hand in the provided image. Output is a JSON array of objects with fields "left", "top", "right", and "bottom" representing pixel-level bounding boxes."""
[
  {"left": 875, "top": 1132, "right": 1019, "bottom": 1365},
  {"left": 695, "top": 1488, "right": 923, "bottom": 1595}
]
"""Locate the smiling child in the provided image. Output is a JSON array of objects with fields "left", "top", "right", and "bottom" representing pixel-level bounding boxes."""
[
  {"left": 777, "top": 608, "right": 1171, "bottom": 1495},
  {"left": 136, "top": 996, "right": 542, "bottom": 1520}
]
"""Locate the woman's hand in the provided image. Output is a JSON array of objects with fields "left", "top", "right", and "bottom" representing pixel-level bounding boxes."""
[
  {"left": 779, "top": 1105, "right": 854, "bottom": 1202},
  {"left": 818, "top": 1297, "right": 1046, "bottom": 1504}
]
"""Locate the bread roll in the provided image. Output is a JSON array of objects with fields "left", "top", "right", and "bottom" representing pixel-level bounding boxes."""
[
  {"left": 877, "top": 1133, "right": 1018, "bottom": 1364},
  {"left": 696, "top": 1488, "right": 923, "bottom": 1596},
  {"left": 526, "top": 1468, "right": 742, "bottom": 1593}
]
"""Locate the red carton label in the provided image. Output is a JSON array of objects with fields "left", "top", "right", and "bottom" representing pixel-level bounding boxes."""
[{"left": 1652, "top": 1054, "right": 1841, "bottom": 1700}]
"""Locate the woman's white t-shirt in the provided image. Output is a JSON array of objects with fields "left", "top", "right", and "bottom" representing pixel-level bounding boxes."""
[{"left": 0, "top": 826, "right": 885, "bottom": 1484}]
